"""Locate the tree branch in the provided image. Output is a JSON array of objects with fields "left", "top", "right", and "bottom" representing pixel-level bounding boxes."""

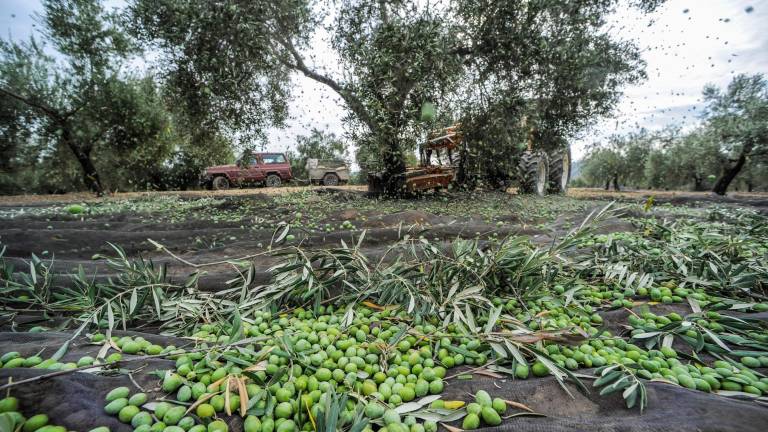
[
  {"left": 379, "top": 0, "right": 390, "bottom": 24},
  {"left": 274, "top": 37, "right": 379, "bottom": 134},
  {"left": 0, "top": 86, "right": 63, "bottom": 121}
]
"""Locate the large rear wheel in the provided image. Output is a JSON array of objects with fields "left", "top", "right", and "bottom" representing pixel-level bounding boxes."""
[
  {"left": 547, "top": 147, "right": 572, "bottom": 194},
  {"left": 212, "top": 176, "right": 230, "bottom": 191},
  {"left": 517, "top": 151, "right": 549, "bottom": 196}
]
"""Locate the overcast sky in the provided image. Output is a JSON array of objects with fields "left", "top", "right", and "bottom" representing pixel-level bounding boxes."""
[{"left": 2, "top": 0, "right": 767, "bottom": 160}]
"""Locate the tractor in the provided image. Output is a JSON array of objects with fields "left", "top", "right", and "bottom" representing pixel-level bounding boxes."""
[
  {"left": 366, "top": 124, "right": 463, "bottom": 194},
  {"left": 514, "top": 120, "right": 572, "bottom": 196},
  {"left": 367, "top": 120, "right": 571, "bottom": 196}
]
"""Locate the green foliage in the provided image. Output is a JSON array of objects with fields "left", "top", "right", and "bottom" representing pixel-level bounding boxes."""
[
  {"left": 456, "top": 0, "right": 648, "bottom": 187},
  {"left": 579, "top": 131, "right": 654, "bottom": 191},
  {"left": 577, "top": 74, "right": 768, "bottom": 193},
  {"left": 703, "top": 74, "right": 768, "bottom": 194},
  {"left": 0, "top": 0, "right": 164, "bottom": 193},
  {"left": 593, "top": 364, "right": 647, "bottom": 411},
  {"left": 336, "top": 2, "right": 464, "bottom": 185},
  {"left": 582, "top": 206, "right": 768, "bottom": 300},
  {"left": 128, "top": 0, "right": 657, "bottom": 194},
  {"left": 643, "top": 129, "right": 722, "bottom": 191},
  {"left": 128, "top": 0, "right": 311, "bottom": 137},
  {"left": 0, "top": 0, "right": 237, "bottom": 194}
]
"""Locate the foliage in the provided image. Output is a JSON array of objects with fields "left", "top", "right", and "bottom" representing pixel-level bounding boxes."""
[
  {"left": 0, "top": 0, "right": 139, "bottom": 193},
  {"left": 0, "top": 0, "right": 238, "bottom": 195},
  {"left": 643, "top": 129, "right": 722, "bottom": 191},
  {"left": 703, "top": 74, "right": 768, "bottom": 194},
  {"left": 3, "top": 194, "right": 768, "bottom": 412},
  {"left": 128, "top": 0, "right": 658, "bottom": 194},
  {"left": 578, "top": 206, "right": 768, "bottom": 300},
  {"left": 127, "top": 0, "right": 311, "bottom": 139},
  {"left": 455, "top": 0, "right": 649, "bottom": 188},
  {"left": 579, "top": 129, "right": 660, "bottom": 190},
  {"left": 0, "top": 242, "right": 182, "bottom": 336},
  {"left": 252, "top": 203, "right": 617, "bottom": 326},
  {"left": 593, "top": 364, "right": 647, "bottom": 411},
  {"left": 577, "top": 73, "right": 768, "bottom": 193}
]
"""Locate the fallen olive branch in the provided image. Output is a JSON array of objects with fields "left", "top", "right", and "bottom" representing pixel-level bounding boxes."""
[
  {"left": 147, "top": 238, "right": 293, "bottom": 268},
  {"left": 0, "top": 336, "right": 271, "bottom": 391}
]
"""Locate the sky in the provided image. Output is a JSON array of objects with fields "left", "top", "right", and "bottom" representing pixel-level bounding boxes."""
[{"left": 2, "top": 0, "right": 767, "bottom": 161}]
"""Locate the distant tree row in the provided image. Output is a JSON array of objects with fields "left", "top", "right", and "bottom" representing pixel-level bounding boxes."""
[{"left": 575, "top": 74, "right": 768, "bottom": 194}]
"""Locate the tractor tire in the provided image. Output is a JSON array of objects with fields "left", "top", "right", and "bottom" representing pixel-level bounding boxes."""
[
  {"left": 517, "top": 151, "right": 549, "bottom": 196},
  {"left": 322, "top": 173, "right": 340, "bottom": 186},
  {"left": 547, "top": 147, "right": 572, "bottom": 194},
  {"left": 212, "top": 176, "right": 230, "bottom": 191},
  {"left": 265, "top": 174, "right": 282, "bottom": 188}
]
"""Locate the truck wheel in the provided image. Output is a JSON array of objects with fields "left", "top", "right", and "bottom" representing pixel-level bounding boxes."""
[
  {"left": 517, "top": 150, "right": 549, "bottom": 196},
  {"left": 547, "top": 147, "right": 571, "bottom": 194},
  {"left": 212, "top": 176, "right": 230, "bottom": 190},
  {"left": 265, "top": 174, "right": 282, "bottom": 187},
  {"left": 322, "top": 173, "right": 340, "bottom": 186}
]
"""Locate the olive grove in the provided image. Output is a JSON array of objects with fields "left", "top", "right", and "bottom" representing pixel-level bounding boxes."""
[
  {"left": 577, "top": 74, "right": 768, "bottom": 194},
  {"left": 127, "top": 0, "right": 663, "bottom": 194}
]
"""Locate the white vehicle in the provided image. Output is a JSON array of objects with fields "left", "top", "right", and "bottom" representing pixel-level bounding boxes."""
[{"left": 306, "top": 159, "right": 350, "bottom": 186}]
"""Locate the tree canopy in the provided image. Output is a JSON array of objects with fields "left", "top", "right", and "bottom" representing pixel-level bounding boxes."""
[
  {"left": 127, "top": 0, "right": 661, "bottom": 194},
  {"left": 0, "top": 0, "right": 234, "bottom": 194},
  {"left": 703, "top": 74, "right": 768, "bottom": 194},
  {"left": 0, "top": 0, "right": 674, "bottom": 195},
  {"left": 0, "top": 0, "right": 139, "bottom": 193}
]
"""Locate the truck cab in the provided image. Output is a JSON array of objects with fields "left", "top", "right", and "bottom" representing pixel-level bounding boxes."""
[{"left": 201, "top": 152, "right": 292, "bottom": 190}]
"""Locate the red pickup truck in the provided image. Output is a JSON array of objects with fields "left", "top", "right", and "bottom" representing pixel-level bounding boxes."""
[{"left": 200, "top": 153, "right": 293, "bottom": 190}]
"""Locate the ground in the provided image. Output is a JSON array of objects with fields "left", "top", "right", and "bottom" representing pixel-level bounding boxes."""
[{"left": 0, "top": 187, "right": 767, "bottom": 431}]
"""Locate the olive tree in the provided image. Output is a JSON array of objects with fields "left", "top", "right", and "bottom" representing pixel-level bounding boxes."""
[
  {"left": 703, "top": 74, "right": 768, "bottom": 195},
  {"left": 287, "top": 128, "right": 348, "bottom": 180},
  {"left": 128, "top": 0, "right": 662, "bottom": 194},
  {"left": 0, "top": 0, "right": 172, "bottom": 194},
  {"left": 454, "top": 0, "right": 651, "bottom": 188}
]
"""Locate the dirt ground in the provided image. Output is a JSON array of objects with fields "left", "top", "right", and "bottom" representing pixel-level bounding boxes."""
[
  {"left": 1, "top": 186, "right": 766, "bottom": 282},
  {"left": 0, "top": 185, "right": 369, "bottom": 206},
  {"left": 1, "top": 185, "right": 767, "bottom": 206},
  {"left": 1, "top": 187, "right": 768, "bottom": 431}
]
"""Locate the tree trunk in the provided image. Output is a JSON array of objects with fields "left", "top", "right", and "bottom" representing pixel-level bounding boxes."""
[
  {"left": 380, "top": 137, "right": 406, "bottom": 195},
  {"left": 604, "top": 178, "right": 610, "bottom": 190},
  {"left": 712, "top": 151, "right": 748, "bottom": 196},
  {"left": 62, "top": 128, "right": 104, "bottom": 195},
  {"left": 455, "top": 144, "right": 472, "bottom": 188},
  {"left": 693, "top": 174, "right": 704, "bottom": 192},
  {"left": 612, "top": 174, "right": 620, "bottom": 191}
]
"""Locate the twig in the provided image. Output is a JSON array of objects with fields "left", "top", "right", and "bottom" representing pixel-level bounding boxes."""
[
  {"left": 148, "top": 239, "right": 291, "bottom": 268},
  {"left": 445, "top": 359, "right": 499, "bottom": 380},
  {"left": 128, "top": 371, "right": 146, "bottom": 393}
]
